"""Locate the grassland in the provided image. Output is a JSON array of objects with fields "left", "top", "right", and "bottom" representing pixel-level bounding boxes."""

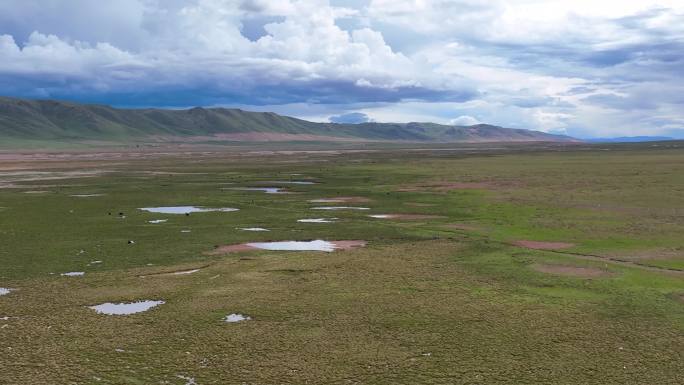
[{"left": 1, "top": 142, "right": 683, "bottom": 384}]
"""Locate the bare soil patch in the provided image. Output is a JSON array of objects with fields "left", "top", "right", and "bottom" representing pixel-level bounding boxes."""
[
  {"left": 330, "top": 240, "right": 367, "bottom": 250},
  {"left": 0, "top": 170, "right": 110, "bottom": 189},
  {"left": 152, "top": 132, "right": 368, "bottom": 142},
  {"left": 208, "top": 244, "right": 258, "bottom": 255},
  {"left": 513, "top": 240, "right": 575, "bottom": 250},
  {"left": 532, "top": 263, "right": 613, "bottom": 278}
]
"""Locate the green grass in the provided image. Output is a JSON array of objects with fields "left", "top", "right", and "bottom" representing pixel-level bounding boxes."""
[{"left": 0, "top": 143, "right": 683, "bottom": 384}]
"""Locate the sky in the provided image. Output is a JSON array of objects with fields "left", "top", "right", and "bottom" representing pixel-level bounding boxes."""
[{"left": 0, "top": 0, "right": 683, "bottom": 138}]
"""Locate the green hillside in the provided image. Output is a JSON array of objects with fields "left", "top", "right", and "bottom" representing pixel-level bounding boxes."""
[{"left": 0, "top": 97, "right": 577, "bottom": 144}]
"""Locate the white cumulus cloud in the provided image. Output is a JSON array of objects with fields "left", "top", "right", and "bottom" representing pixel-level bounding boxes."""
[{"left": 0, "top": 0, "right": 682, "bottom": 137}]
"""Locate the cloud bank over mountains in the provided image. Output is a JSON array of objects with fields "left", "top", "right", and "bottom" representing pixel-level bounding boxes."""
[{"left": 0, "top": 0, "right": 682, "bottom": 138}]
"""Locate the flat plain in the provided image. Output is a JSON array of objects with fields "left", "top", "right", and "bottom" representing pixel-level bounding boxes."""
[{"left": 1, "top": 142, "right": 683, "bottom": 384}]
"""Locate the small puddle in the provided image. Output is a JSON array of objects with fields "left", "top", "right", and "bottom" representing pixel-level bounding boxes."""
[
  {"left": 298, "top": 218, "right": 337, "bottom": 223},
  {"left": 227, "top": 187, "right": 289, "bottom": 194},
  {"left": 239, "top": 227, "right": 270, "bottom": 232},
  {"left": 139, "top": 206, "right": 239, "bottom": 214},
  {"left": 247, "top": 240, "right": 338, "bottom": 252},
  {"left": 312, "top": 206, "right": 370, "bottom": 211},
  {"left": 148, "top": 219, "right": 168, "bottom": 224},
  {"left": 224, "top": 313, "right": 251, "bottom": 323},
  {"left": 368, "top": 214, "right": 446, "bottom": 220},
  {"left": 89, "top": 300, "right": 165, "bottom": 315},
  {"left": 211, "top": 240, "right": 365, "bottom": 254},
  {"left": 173, "top": 269, "right": 200, "bottom": 275},
  {"left": 61, "top": 272, "right": 85, "bottom": 277},
  {"left": 0, "top": 288, "right": 13, "bottom": 296},
  {"left": 140, "top": 267, "right": 205, "bottom": 277}
]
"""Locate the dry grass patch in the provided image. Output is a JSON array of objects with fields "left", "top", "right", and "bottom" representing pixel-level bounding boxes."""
[
  {"left": 404, "top": 202, "right": 436, "bottom": 207},
  {"left": 605, "top": 248, "right": 684, "bottom": 261},
  {"left": 2, "top": 240, "right": 683, "bottom": 384},
  {"left": 532, "top": 263, "right": 613, "bottom": 278},
  {"left": 396, "top": 180, "right": 520, "bottom": 193}
]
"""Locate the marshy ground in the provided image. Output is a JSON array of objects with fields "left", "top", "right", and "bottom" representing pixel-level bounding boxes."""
[{"left": 0, "top": 142, "right": 683, "bottom": 384}]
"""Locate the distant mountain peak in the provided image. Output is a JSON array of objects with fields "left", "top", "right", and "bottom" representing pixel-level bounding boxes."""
[{"left": 585, "top": 136, "right": 675, "bottom": 143}]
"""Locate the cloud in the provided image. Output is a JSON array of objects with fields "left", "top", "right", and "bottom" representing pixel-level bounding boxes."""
[
  {"left": 0, "top": 0, "right": 477, "bottom": 107},
  {"left": 329, "top": 112, "right": 371, "bottom": 123},
  {"left": 0, "top": 0, "right": 682, "bottom": 137},
  {"left": 449, "top": 115, "right": 480, "bottom": 126},
  {"left": 0, "top": 32, "right": 139, "bottom": 85}
]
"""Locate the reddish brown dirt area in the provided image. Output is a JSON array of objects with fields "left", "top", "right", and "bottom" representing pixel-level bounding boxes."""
[
  {"left": 153, "top": 132, "right": 368, "bottom": 142},
  {"left": 207, "top": 244, "right": 258, "bottom": 255},
  {"left": 532, "top": 264, "right": 613, "bottom": 278},
  {"left": 330, "top": 240, "right": 367, "bottom": 250},
  {"left": 310, "top": 196, "right": 371, "bottom": 203},
  {"left": 513, "top": 240, "right": 576, "bottom": 250}
]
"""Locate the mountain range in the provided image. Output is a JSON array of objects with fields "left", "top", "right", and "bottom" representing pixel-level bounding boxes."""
[
  {"left": 585, "top": 136, "right": 676, "bottom": 143},
  {"left": 0, "top": 97, "right": 578, "bottom": 144}
]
